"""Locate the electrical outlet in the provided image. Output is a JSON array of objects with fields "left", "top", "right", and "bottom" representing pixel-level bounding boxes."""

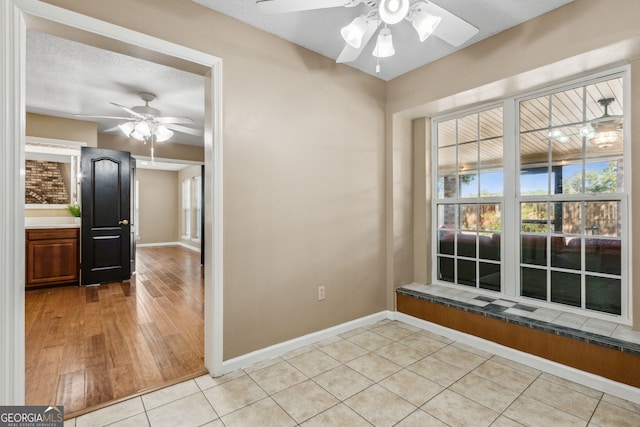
[{"left": 318, "top": 285, "right": 326, "bottom": 301}]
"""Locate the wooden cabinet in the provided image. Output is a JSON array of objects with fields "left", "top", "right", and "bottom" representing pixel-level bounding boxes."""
[{"left": 26, "top": 228, "right": 80, "bottom": 288}]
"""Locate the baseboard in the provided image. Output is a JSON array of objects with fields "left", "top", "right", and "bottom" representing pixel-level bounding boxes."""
[
  {"left": 136, "top": 241, "right": 201, "bottom": 252},
  {"left": 177, "top": 241, "right": 201, "bottom": 252},
  {"left": 221, "top": 311, "right": 393, "bottom": 373},
  {"left": 395, "top": 312, "right": 640, "bottom": 405},
  {"left": 217, "top": 309, "right": 640, "bottom": 405}
]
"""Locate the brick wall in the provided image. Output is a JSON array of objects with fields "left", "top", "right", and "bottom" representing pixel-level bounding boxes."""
[{"left": 25, "top": 160, "right": 70, "bottom": 204}]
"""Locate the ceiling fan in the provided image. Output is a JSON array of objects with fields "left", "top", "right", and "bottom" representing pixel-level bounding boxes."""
[
  {"left": 256, "top": 0, "right": 479, "bottom": 72},
  {"left": 546, "top": 97, "right": 623, "bottom": 149},
  {"left": 76, "top": 92, "right": 204, "bottom": 143}
]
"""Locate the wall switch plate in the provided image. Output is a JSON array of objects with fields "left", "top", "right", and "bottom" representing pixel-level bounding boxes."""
[{"left": 318, "top": 285, "right": 326, "bottom": 301}]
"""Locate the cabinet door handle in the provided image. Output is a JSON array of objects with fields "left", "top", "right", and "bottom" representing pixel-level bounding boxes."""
[{"left": 119, "top": 219, "right": 129, "bottom": 225}]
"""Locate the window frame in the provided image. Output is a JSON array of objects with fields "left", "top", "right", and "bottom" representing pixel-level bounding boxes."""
[
  {"left": 431, "top": 67, "right": 631, "bottom": 323},
  {"left": 193, "top": 175, "right": 202, "bottom": 241},
  {"left": 182, "top": 178, "right": 191, "bottom": 240}
]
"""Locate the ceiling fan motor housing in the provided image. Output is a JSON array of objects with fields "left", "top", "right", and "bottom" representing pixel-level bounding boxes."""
[
  {"left": 134, "top": 92, "right": 161, "bottom": 117},
  {"left": 131, "top": 105, "right": 161, "bottom": 117}
]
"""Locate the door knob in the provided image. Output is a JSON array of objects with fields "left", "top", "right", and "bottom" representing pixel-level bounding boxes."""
[{"left": 119, "top": 219, "right": 129, "bottom": 225}]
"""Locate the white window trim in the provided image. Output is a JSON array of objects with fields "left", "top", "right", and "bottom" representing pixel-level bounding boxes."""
[
  {"left": 182, "top": 178, "right": 191, "bottom": 240},
  {"left": 431, "top": 67, "right": 631, "bottom": 325}
]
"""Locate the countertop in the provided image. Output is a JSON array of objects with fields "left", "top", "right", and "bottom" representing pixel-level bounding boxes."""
[{"left": 25, "top": 217, "right": 81, "bottom": 229}]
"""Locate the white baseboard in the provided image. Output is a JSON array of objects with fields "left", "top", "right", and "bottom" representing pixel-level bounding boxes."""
[
  {"left": 136, "top": 241, "right": 201, "bottom": 253},
  {"left": 218, "top": 309, "right": 640, "bottom": 405},
  {"left": 395, "top": 312, "right": 640, "bottom": 405},
  {"left": 221, "top": 311, "right": 392, "bottom": 373},
  {"left": 178, "top": 241, "right": 201, "bottom": 252}
]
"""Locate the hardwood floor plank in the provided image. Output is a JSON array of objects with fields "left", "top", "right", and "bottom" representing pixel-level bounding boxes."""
[
  {"left": 139, "top": 322, "right": 183, "bottom": 377},
  {"left": 85, "top": 334, "right": 108, "bottom": 369},
  {"left": 109, "top": 365, "right": 138, "bottom": 400},
  {"left": 85, "top": 286, "right": 99, "bottom": 303},
  {"left": 25, "top": 246, "right": 205, "bottom": 416},
  {"left": 166, "top": 334, "right": 204, "bottom": 374},
  {"left": 56, "top": 370, "right": 85, "bottom": 413},
  {"left": 26, "top": 345, "right": 64, "bottom": 406},
  {"left": 85, "top": 366, "right": 114, "bottom": 408}
]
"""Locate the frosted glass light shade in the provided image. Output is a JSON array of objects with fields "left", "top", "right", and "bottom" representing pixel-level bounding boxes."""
[
  {"left": 373, "top": 28, "right": 395, "bottom": 58},
  {"left": 412, "top": 11, "right": 441, "bottom": 42},
  {"left": 155, "top": 125, "right": 174, "bottom": 142},
  {"left": 593, "top": 130, "right": 618, "bottom": 148},
  {"left": 379, "top": 0, "right": 410, "bottom": 25},
  {"left": 134, "top": 121, "right": 151, "bottom": 137},
  {"left": 118, "top": 121, "right": 134, "bottom": 137},
  {"left": 340, "top": 15, "right": 368, "bottom": 48}
]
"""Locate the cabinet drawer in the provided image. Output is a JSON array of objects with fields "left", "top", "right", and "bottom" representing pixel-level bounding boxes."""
[{"left": 26, "top": 228, "right": 79, "bottom": 240}]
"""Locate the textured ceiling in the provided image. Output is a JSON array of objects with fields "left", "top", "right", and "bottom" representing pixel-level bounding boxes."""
[
  {"left": 26, "top": 30, "right": 205, "bottom": 147},
  {"left": 193, "top": 0, "right": 575, "bottom": 81}
]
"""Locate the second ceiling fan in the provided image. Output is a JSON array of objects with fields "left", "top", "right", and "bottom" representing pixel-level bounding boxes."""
[{"left": 77, "top": 92, "right": 204, "bottom": 143}]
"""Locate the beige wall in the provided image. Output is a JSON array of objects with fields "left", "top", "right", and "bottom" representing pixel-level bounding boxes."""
[
  {"left": 387, "top": 0, "right": 640, "bottom": 327},
  {"left": 388, "top": 115, "right": 414, "bottom": 308},
  {"left": 26, "top": 112, "right": 97, "bottom": 146},
  {"left": 41, "top": 0, "right": 388, "bottom": 358},
  {"left": 178, "top": 165, "right": 202, "bottom": 249},
  {"left": 136, "top": 169, "right": 179, "bottom": 244}
]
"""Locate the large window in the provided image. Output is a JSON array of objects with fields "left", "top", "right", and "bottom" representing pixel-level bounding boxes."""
[{"left": 433, "top": 71, "right": 628, "bottom": 318}]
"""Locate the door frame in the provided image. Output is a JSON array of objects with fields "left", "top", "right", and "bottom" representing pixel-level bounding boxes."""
[{"left": 0, "top": 0, "right": 224, "bottom": 404}]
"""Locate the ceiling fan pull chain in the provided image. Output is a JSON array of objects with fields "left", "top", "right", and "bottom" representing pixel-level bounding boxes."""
[{"left": 151, "top": 135, "right": 155, "bottom": 164}]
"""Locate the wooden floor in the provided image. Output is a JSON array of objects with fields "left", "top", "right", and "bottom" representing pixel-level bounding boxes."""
[{"left": 25, "top": 246, "right": 206, "bottom": 417}]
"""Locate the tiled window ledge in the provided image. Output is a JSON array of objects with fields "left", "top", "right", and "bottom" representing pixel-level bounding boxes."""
[{"left": 397, "top": 284, "right": 640, "bottom": 357}]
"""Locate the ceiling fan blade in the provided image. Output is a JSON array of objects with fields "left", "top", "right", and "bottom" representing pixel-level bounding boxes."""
[
  {"left": 164, "top": 123, "right": 204, "bottom": 136},
  {"left": 102, "top": 126, "right": 122, "bottom": 133},
  {"left": 256, "top": 0, "right": 346, "bottom": 14},
  {"left": 425, "top": 2, "right": 479, "bottom": 47},
  {"left": 155, "top": 116, "right": 194, "bottom": 124},
  {"left": 109, "top": 102, "right": 147, "bottom": 120},
  {"left": 336, "top": 19, "right": 380, "bottom": 64},
  {"left": 74, "top": 114, "right": 131, "bottom": 121}
]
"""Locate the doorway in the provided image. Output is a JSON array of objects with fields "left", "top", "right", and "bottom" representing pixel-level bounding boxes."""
[{"left": 0, "top": 0, "right": 223, "bottom": 405}]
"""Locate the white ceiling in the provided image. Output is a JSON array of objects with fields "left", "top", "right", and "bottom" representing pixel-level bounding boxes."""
[
  {"left": 193, "top": 0, "right": 575, "bottom": 80},
  {"left": 25, "top": 0, "right": 574, "bottom": 154}
]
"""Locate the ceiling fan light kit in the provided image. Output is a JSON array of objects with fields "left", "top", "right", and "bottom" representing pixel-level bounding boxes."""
[
  {"left": 340, "top": 15, "right": 370, "bottom": 48},
  {"left": 373, "top": 27, "right": 395, "bottom": 57},
  {"left": 379, "top": 0, "right": 410, "bottom": 25},
  {"left": 258, "top": 0, "right": 478, "bottom": 74},
  {"left": 410, "top": 4, "right": 442, "bottom": 42}
]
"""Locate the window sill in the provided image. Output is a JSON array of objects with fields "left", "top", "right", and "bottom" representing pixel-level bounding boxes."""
[{"left": 397, "top": 283, "right": 640, "bottom": 357}]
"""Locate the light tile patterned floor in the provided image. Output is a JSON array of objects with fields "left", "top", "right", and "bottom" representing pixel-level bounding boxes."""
[{"left": 65, "top": 320, "right": 640, "bottom": 427}]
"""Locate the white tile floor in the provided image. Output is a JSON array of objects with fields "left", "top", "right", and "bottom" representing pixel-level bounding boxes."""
[{"left": 65, "top": 320, "right": 640, "bottom": 427}]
